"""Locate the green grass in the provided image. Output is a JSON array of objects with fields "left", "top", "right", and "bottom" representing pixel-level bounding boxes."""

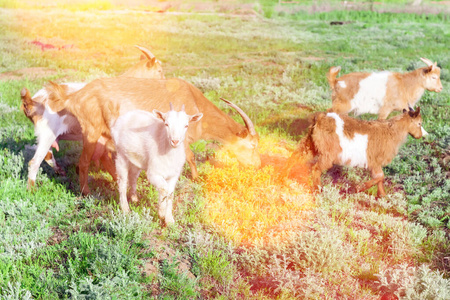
[{"left": 0, "top": 2, "right": 449, "bottom": 299}]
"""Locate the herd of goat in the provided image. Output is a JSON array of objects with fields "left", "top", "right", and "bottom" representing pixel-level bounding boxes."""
[{"left": 19, "top": 46, "right": 442, "bottom": 225}]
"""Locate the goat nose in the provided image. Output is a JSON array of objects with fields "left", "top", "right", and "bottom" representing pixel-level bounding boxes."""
[{"left": 171, "top": 139, "right": 180, "bottom": 146}]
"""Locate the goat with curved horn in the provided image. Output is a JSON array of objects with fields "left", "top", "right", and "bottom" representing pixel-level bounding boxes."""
[
  {"left": 45, "top": 77, "right": 261, "bottom": 195},
  {"left": 120, "top": 45, "right": 164, "bottom": 79}
]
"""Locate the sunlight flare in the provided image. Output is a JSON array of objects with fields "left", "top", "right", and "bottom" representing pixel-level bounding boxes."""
[{"left": 203, "top": 136, "right": 315, "bottom": 245}]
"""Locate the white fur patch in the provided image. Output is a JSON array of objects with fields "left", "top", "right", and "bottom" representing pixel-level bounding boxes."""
[
  {"left": 350, "top": 71, "right": 390, "bottom": 115},
  {"left": 338, "top": 81, "right": 347, "bottom": 88},
  {"left": 327, "top": 113, "right": 369, "bottom": 168}
]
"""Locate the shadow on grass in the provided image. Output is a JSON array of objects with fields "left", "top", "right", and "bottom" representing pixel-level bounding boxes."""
[{"left": 260, "top": 106, "right": 315, "bottom": 141}]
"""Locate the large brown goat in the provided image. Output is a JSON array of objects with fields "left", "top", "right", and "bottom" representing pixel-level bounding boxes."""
[
  {"left": 327, "top": 58, "right": 442, "bottom": 119},
  {"left": 285, "top": 107, "right": 427, "bottom": 197},
  {"left": 20, "top": 45, "right": 164, "bottom": 189},
  {"left": 46, "top": 77, "right": 261, "bottom": 195}
]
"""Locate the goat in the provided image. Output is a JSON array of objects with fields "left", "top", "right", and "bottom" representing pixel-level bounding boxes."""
[
  {"left": 285, "top": 107, "right": 427, "bottom": 197},
  {"left": 111, "top": 104, "right": 203, "bottom": 223},
  {"left": 120, "top": 45, "right": 164, "bottom": 79},
  {"left": 21, "top": 45, "right": 164, "bottom": 189},
  {"left": 45, "top": 77, "right": 260, "bottom": 195},
  {"left": 327, "top": 58, "right": 442, "bottom": 119}
]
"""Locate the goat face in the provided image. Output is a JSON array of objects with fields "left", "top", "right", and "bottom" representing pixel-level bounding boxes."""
[
  {"left": 135, "top": 58, "right": 164, "bottom": 79},
  {"left": 406, "top": 107, "right": 427, "bottom": 139},
  {"left": 422, "top": 64, "right": 443, "bottom": 93},
  {"left": 225, "top": 132, "right": 261, "bottom": 168},
  {"left": 153, "top": 108, "right": 203, "bottom": 148}
]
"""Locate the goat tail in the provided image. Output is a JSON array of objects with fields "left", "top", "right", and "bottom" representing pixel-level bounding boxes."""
[
  {"left": 45, "top": 81, "right": 68, "bottom": 113},
  {"left": 326, "top": 66, "right": 341, "bottom": 92},
  {"left": 281, "top": 114, "right": 319, "bottom": 179}
]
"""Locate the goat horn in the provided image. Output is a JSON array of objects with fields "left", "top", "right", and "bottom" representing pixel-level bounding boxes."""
[
  {"left": 408, "top": 104, "right": 414, "bottom": 112},
  {"left": 220, "top": 97, "right": 257, "bottom": 136},
  {"left": 420, "top": 57, "right": 433, "bottom": 67},
  {"left": 134, "top": 45, "right": 155, "bottom": 60}
]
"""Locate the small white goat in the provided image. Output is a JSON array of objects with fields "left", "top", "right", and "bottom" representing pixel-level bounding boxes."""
[
  {"left": 111, "top": 104, "right": 203, "bottom": 224},
  {"left": 21, "top": 83, "right": 86, "bottom": 187}
]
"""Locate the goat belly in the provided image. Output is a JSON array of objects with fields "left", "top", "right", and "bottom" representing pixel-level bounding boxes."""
[
  {"left": 327, "top": 113, "right": 369, "bottom": 168},
  {"left": 337, "top": 133, "right": 369, "bottom": 168}
]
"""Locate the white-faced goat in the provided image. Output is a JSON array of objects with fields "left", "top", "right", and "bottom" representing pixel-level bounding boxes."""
[
  {"left": 327, "top": 58, "right": 442, "bottom": 119},
  {"left": 285, "top": 107, "right": 427, "bottom": 197},
  {"left": 111, "top": 104, "right": 203, "bottom": 224}
]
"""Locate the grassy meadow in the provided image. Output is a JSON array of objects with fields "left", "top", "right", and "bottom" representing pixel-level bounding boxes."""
[{"left": 0, "top": 0, "right": 449, "bottom": 298}]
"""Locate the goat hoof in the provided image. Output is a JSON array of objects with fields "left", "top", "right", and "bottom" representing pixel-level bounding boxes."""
[
  {"left": 81, "top": 187, "right": 91, "bottom": 196},
  {"left": 130, "top": 195, "right": 138, "bottom": 203},
  {"left": 164, "top": 217, "right": 175, "bottom": 226},
  {"left": 27, "top": 179, "right": 36, "bottom": 191}
]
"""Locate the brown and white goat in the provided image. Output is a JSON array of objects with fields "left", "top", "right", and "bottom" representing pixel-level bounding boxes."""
[
  {"left": 20, "top": 45, "right": 164, "bottom": 189},
  {"left": 45, "top": 77, "right": 260, "bottom": 195},
  {"left": 112, "top": 105, "right": 203, "bottom": 221},
  {"left": 327, "top": 58, "right": 442, "bottom": 119},
  {"left": 285, "top": 107, "right": 427, "bottom": 197}
]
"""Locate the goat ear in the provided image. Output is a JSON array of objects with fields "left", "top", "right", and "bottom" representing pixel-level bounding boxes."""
[
  {"left": 408, "top": 107, "right": 420, "bottom": 118},
  {"left": 146, "top": 58, "right": 155, "bottom": 68},
  {"left": 189, "top": 113, "right": 203, "bottom": 123},
  {"left": 20, "top": 88, "right": 33, "bottom": 116},
  {"left": 236, "top": 129, "right": 249, "bottom": 138},
  {"left": 152, "top": 109, "right": 165, "bottom": 122},
  {"left": 423, "top": 65, "right": 433, "bottom": 74},
  {"left": 403, "top": 109, "right": 407, "bottom": 113}
]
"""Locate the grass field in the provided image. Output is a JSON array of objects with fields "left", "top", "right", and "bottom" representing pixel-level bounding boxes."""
[{"left": 0, "top": 0, "right": 449, "bottom": 299}]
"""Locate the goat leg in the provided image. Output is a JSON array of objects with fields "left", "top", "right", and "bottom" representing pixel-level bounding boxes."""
[
  {"left": 78, "top": 137, "right": 98, "bottom": 196},
  {"left": 358, "top": 168, "right": 386, "bottom": 197},
  {"left": 100, "top": 150, "right": 117, "bottom": 181},
  {"left": 377, "top": 106, "right": 393, "bottom": 120},
  {"left": 116, "top": 155, "right": 130, "bottom": 213},
  {"left": 127, "top": 165, "right": 141, "bottom": 204},
  {"left": 27, "top": 131, "right": 58, "bottom": 190}
]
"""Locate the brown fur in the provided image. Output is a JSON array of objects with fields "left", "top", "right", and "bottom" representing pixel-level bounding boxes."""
[
  {"left": 327, "top": 60, "right": 442, "bottom": 119},
  {"left": 286, "top": 108, "right": 425, "bottom": 197},
  {"left": 46, "top": 77, "right": 260, "bottom": 195}
]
